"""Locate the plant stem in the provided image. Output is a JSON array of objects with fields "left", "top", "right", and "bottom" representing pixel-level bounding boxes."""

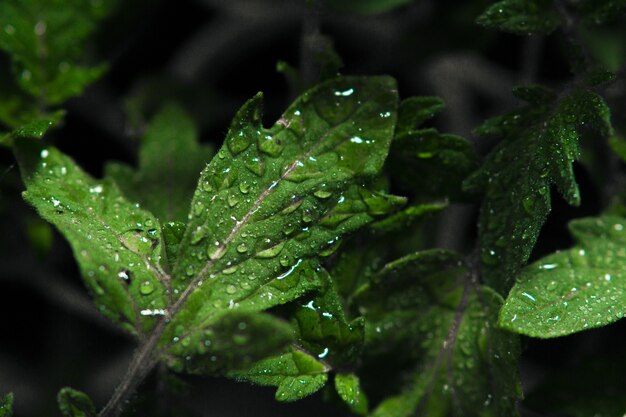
[{"left": 98, "top": 319, "right": 167, "bottom": 417}]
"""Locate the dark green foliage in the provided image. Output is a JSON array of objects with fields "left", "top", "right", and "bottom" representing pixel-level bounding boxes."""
[
  {"left": 464, "top": 85, "right": 613, "bottom": 294},
  {"left": 105, "top": 104, "right": 213, "bottom": 223},
  {"left": 2, "top": 0, "right": 626, "bottom": 416},
  {"left": 500, "top": 215, "right": 626, "bottom": 337},
  {"left": 57, "top": 388, "right": 96, "bottom": 417},
  {"left": 0, "top": 394, "right": 13, "bottom": 417},
  {"left": 357, "top": 250, "right": 522, "bottom": 416}
]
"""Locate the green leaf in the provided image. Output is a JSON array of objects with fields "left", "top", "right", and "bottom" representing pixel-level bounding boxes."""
[
  {"left": 0, "top": 110, "right": 64, "bottom": 146},
  {"left": 396, "top": 96, "right": 445, "bottom": 137},
  {"left": 0, "top": 393, "right": 13, "bottom": 417},
  {"left": 19, "top": 76, "right": 399, "bottom": 390},
  {"left": 464, "top": 87, "right": 613, "bottom": 294},
  {"left": 159, "top": 76, "right": 399, "bottom": 372},
  {"left": 162, "top": 221, "right": 187, "bottom": 269},
  {"left": 326, "top": 0, "right": 416, "bottom": 14},
  {"left": 476, "top": 0, "right": 561, "bottom": 35},
  {"left": 106, "top": 104, "right": 212, "bottom": 222},
  {"left": 230, "top": 349, "right": 329, "bottom": 402},
  {"left": 335, "top": 373, "right": 368, "bottom": 415},
  {"left": 524, "top": 356, "right": 626, "bottom": 417},
  {"left": 389, "top": 128, "right": 478, "bottom": 201},
  {"left": 500, "top": 215, "right": 626, "bottom": 337},
  {"left": 0, "top": 0, "right": 115, "bottom": 104},
  {"left": 57, "top": 388, "right": 96, "bottom": 417},
  {"left": 166, "top": 311, "right": 295, "bottom": 374},
  {"left": 358, "top": 251, "right": 521, "bottom": 417},
  {"left": 293, "top": 267, "right": 365, "bottom": 366},
  {"left": 17, "top": 141, "right": 169, "bottom": 336},
  {"left": 369, "top": 201, "right": 447, "bottom": 233}
]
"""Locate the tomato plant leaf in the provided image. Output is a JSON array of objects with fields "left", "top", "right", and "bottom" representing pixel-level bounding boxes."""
[
  {"left": 396, "top": 96, "right": 445, "bottom": 137},
  {"left": 230, "top": 349, "right": 329, "bottom": 402},
  {"left": 335, "top": 372, "right": 368, "bottom": 415},
  {"left": 500, "top": 215, "right": 626, "bottom": 337},
  {"left": 464, "top": 86, "right": 613, "bottom": 294},
  {"left": 358, "top": 250, "right": 522, "bottom": 417},
  {"left": 57, "top": 388, "right": 96, "bottom": 417},
  {"left": 17, "top": 142, "right": 169, "bottom": 336},
  {"left": 159, "top": 76, "right": 399, "bottom": 372}
]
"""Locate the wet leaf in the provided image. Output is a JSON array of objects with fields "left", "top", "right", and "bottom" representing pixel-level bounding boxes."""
[
  {"left": 395, "top": 96, "right": 445, "bottom": 137},
  {"left": 165, "top": 311, "right": 295, "bottom": 374},
  {"left": 106, "top": 104, "right": 212, "bottom": 223},
  {"left": 16, "top": 141, "right": 169, "bottom": 336},
  {"left": 500, "top": 215, "right": 626, "bottom": 337},
  {"left": 18, "top": 75, "right": 401, "bottom": 402},
  {"left": 160, "top": 76, "right": 398, "bottom": 372},
  {"left": 293, "top": 267, "right": 365, "bottom": 367},
  {"left": 0, "top": 110, "right": 64, "bottom": 146},
  {"left": 335, "top": 373, "right": 368, "bottom": 415},
  {"left": 57, "top": 388, "right": 96, "bottom": 417},
  {"left": 464, "top": 86, "right": 613, "bottom": 294},
  {"left": 230, "top": 349, "right": 329, "bottom": 402},
  {"left": 358, "top": 251, "right": 521, "bottom": 417}
]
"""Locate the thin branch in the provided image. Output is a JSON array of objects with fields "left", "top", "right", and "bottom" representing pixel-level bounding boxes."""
[{"left": 98, "top": 319, "right": 167, "bottom": 417}]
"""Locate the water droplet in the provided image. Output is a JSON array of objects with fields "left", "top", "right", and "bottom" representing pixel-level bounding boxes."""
[
  {"left": 223, "top": 265, "right": 238, "bottom": 275},
  {"left": 226, "top": 284, "right": 237, "bottom": 294},
  {"left": 140, "top": 281, "right": 155, "bottom": 295},
  {"left": 255, "top": 241, "right": 285, "bottom": 258},
  {"left": 334, "top": 88, "right": 354, "bottom": 97},
  {"left": 546, "top": 281, "right": 558, "bottom": 291},
  {"left": 259, "top": 135, "right": 284, "bottom": 156},
  {"left": 314, "top": 190, "right": 332, "bottom": 199},
  {"left": 237, "top": 243, "right": 248, "bottom": 253},
  {"left": 228, "top": 194, "right": 239, "bottom": 207},
  {"left": 194, "top": 202, "right": 205, "bottom": 215},
  {"left": 279, "top": 255, "right": 290, "bottom": 267},
  {"left": 186, "top": 265, "right": 196, "bottom": 276},
  {"left": 201, "top": 181, "right": 213, "bottom": 193},
  {"left": 228, "top": 131, "right": 251, "bottom": 155},
  {"left": 239, "top": 182, "right": 250, "bottom": 194},
  {"left": 481, "top": 248, "right": 498, "bottom": 265},
  {"left": 522, "top": 196, "right": 534, "bottom": 213}
]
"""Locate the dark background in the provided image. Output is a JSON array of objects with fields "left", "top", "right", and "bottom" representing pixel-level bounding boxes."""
[{"left": 1, "top": 0, "right": 625, "bottom": 416}]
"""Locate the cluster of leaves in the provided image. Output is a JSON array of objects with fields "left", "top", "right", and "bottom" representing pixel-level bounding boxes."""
[{"left": 1, "top": 0, "right": 626, "bottom": 416}]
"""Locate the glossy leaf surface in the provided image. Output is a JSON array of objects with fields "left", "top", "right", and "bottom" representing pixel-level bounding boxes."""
[
  {"left": 500, "top": 215, "right": 626, "bottom": 337},
  {"left": 464, "top": 86, "right": 612, "bottom": 294}
]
